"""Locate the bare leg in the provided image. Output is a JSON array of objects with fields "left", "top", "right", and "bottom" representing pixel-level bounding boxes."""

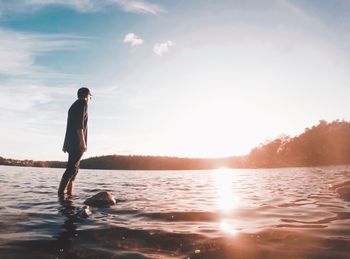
[
  {"left": 67, "top": 180, "right": 74, "bottom": 196},
  {"left": 58, "top": 178, "right": 69, "bottom": 196}
]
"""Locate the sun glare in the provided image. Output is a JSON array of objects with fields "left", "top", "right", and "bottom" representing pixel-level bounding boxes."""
[
  {"left": 161, "top": 83, "right": 257, "bottom": 158},
  {"left": 213, "top": 169, "right": 241, "bottom": 236},
  {"left": 220, "top": 220, "right": 238, "bottom": 236},
  {"left": 213, "top": 168, "right": 241, "bottom": 213}
]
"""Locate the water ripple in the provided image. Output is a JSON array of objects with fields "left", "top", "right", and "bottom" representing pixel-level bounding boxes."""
[{"left": 0, "top": 165, "right": 350, "bottom": 258}]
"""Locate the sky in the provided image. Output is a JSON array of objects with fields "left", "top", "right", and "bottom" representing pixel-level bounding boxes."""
[{"left": 0, "top": 0, "right": 350, "bottom": 161}]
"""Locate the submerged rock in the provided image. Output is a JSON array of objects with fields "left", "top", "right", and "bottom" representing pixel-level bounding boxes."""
[
  {"left": 329, "top": 179, "right": 350, "bottom": 190},
  {"left": 329, "top": 179, "right": 350, "bottom": 202},
  {"left": 336, "top": 187, "right": 350, "bottom": 202},
  {"left": 77, "top": 205, "right": 92, "bottom": 218},
  {"left": 84, "top": 191, "right": 117, "bottom": 208}
]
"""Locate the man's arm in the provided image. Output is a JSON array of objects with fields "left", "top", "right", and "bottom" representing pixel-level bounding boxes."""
[{"left": 77, "top": 129, "right": 87, "bottom": 152}]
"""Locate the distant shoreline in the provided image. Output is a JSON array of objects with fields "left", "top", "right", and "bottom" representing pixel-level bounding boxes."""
[
  {"left": 1, "top": 160, "right": 349, "bottom": 171},
  {"left": 0, "top": 154, "right": 246, "bottom": 170},
  {"left": 2, "top": 120, "right": 350, "bottom": 170}
]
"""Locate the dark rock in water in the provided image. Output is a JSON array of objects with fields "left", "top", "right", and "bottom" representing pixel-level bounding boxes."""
[
  {"left": 329, "top": 179, "right": 350, "bottom": 190},
  {"left": 336, "top": 187, "right": 350, "bottom": 202},
  {"left": 84, "top": 191, "right": 117, "bottom": 208},
  {"left": 329, "top": 179, "right": 350, "bottom": 202},
  {"left": 77, "top": 205, "right": 92, "bottom": 218}
]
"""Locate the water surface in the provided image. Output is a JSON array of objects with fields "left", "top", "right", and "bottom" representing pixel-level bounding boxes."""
[{"left": 0, "top": 165, "right": 349, "bottom": 258}]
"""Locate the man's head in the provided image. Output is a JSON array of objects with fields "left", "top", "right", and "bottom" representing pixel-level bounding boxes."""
[{"left": 77, "top": 87, "right": 92, "bottom": 101}]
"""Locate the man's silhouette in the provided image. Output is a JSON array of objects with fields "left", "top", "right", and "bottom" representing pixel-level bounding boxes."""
[{"left": 58, "top": 87, "right": 92, "bottom": 197}]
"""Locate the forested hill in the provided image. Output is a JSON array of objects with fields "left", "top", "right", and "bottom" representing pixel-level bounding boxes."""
[
  {"left": 0, "top": 155, "right": 244, "bottom": 170},
  {"left": 79, "top": 155, "right": 244, "bottom": 170},
  {"left": 244, "top": 120, "right": 350, "bottom": 168},
  {"left": 1, "top": 120, "right": 350, "bottom": 169}
]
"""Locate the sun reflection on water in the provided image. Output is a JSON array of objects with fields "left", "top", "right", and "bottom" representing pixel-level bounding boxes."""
[
  {"left": 220, "top": 220, "right": 238, "bottom": 236},
  {"left": 213, "top": 168, "right": 241, "bottom": 236},
  {"left": 213, "top": 168, "right": 241, "bottom": 213}
]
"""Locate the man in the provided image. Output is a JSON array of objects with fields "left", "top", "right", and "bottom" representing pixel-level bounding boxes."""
[{"left": 58, "top": 87, "right": 92, "bottom": 197}]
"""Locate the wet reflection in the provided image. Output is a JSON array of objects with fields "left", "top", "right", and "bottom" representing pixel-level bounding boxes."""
[
  {"left": 55, "top": 196, "right": 80, "bottom": 257},
  {"left": 213, "top": 168, "right": 241, "bottom": 213},
  {"left": 220, "top": 220, "right": 238, "bottom": 236},
  {"left": 213, "top": 169, "right": 241, "bottom": 237}
]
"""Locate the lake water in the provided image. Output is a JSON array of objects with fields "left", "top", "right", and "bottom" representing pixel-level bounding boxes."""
[{"left": 0, "top": 165, "right": 349, "bottom": 258}]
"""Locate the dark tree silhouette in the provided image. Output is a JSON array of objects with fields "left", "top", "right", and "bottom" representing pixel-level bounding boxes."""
[
  {"left": 245, "top": 120, "right": 350, "bottom": 168},
  {"left": 1, "top": 119, "right": 350, "bottom": 169}
]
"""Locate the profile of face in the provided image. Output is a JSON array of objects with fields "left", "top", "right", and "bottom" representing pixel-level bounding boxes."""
[{"left": 84, "top": 94, "right": 92, "bottom": 103}]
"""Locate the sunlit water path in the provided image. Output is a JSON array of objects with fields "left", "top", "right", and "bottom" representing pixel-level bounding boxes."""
[{"left": 0, "top": 165, "right": 349, "bottom": 258}]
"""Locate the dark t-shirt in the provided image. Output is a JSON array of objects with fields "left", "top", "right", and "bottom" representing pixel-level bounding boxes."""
[{"left": 63, "top": 99, "right": 88, "bottom": 153}]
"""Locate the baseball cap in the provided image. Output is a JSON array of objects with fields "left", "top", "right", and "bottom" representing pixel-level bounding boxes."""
[{"left": 77, "top": 87, "right": 92, "bottom": 98}]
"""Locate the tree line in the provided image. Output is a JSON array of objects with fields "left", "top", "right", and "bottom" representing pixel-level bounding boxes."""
[
  {"left": 1, "top": 119, "right": 349, "bottom": 169},
  {"left": 0, "top": 155, "right": 244, "bottom": 170},
  {"left": 245, "top": 119, "right": 350, "bottom": 168}
]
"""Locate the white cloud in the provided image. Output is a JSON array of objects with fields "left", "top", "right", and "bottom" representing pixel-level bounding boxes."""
[
  {"left": 8, "top": 0, "right": 165, "bottom": 14},
  {"left": 0, "top": 28, "right": 88, "bottom": 77},
  {"left": 0, "top": 81, "right": 75, "bottom": 112},
  {"left": 0, "top": 81, "right": 78, "bottom": 160},
  {"left": 123, "top": 33, "right": 144, "bottom": 46},
  {"left": 113, "top": 0, "right": 165, "bottom": 15},
  {"left": 153, "top": 40, "right": 175, "bottom": 56},
  {"left": 277, "top": 0, "right": 322, "bottom": 26},
  {"left": 24, "top": 0, "right": 96, "bottom": 12},
  {"left": 0, "top": 85, "right": 51, "bottom": 112}
]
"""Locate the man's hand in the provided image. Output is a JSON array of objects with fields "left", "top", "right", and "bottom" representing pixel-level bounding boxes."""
[
  {"left": 79, "top": 139, "right": 87, "bottom": 152},
  {"left": 80, "top": 143, "right": 87, "bottom": 152},
  {"left": 77, "top": 129, "right": 87, "bottom": 152}
]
